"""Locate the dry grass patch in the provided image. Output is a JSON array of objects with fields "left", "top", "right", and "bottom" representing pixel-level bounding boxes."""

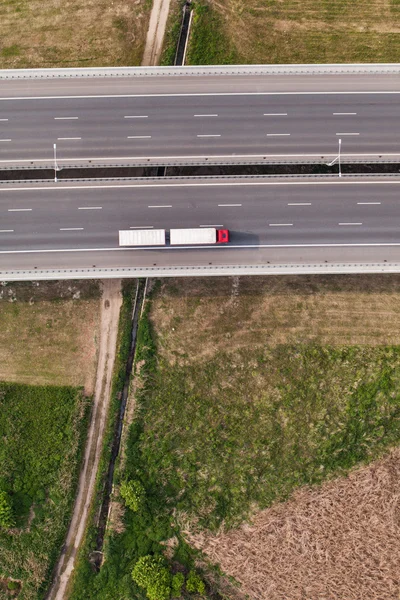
[
  {"left": 152, "top": 275, "right": 400, "bottom": 364},
  {"left": 187, "top": 447, "right": 400, "bottom": 600},
  {"left": 0, "top": 298, "right": 100, "bottom": 394},
  {"left": 0, "top": 0, "right": 152, "bottom": 68},
  {"left": 187, "top": 0, "right": 400, "bottom": 64}
]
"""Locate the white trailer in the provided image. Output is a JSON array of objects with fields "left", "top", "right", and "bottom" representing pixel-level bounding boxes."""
[
  {"left": 170, "top": 228, "right": 217, "bottom": 245},
  {"left": 119, "top": 229, "right": 166, "bottom": 246}
]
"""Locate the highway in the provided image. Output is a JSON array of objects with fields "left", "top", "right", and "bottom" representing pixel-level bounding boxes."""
[
  {"left": 1, "top": 65, "right": 400, "bottom": 168},
  {"left": 1, "top": 176, "right": 400, "bottom": 279}
]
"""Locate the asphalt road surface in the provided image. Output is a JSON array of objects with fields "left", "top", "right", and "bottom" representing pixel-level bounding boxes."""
[
  {"left": 1, "top": 176, "right": 400, "bottom": 277},
  {"left": 2, "top": 66, "right": 400, "bottom": 168}
]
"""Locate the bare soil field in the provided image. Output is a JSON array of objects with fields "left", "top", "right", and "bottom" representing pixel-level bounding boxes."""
[
  {"left": 0, "top": 0, "right": 152, "bottom": 68},
  {"left": 0, "top": 281, "right": 101, "bottom": 394},
  {"left": 187, "top": 0, "right": 400, "bottom": 64},
  {"left": 187, "top": 447, "right": 400, "bottom": 600}
]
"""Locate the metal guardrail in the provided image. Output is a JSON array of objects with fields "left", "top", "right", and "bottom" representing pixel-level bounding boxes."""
[{"left": 2, "top": 64, "right": 400, "bottom": 79}]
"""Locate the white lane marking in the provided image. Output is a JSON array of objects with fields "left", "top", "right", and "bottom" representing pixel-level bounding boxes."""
[
  {"left": 127, "top": 135, "right": 152, "bottom": 139},
  {"left": 336, "top": 132, "right": 359, "bottom": 135},
  {"left": 59, "top": 227, "right": 84, "bottom": 231},
  {"left": 6, "top": 241, "right": 400, "bottom": 256},
  {"left": 2, "top": 180, "right": 400, "bottom": 194},
  {"left": 57, "top": 137, "right": 82, "bottom": 140},
  {"left": 0, "top": 119, "right": 9, "bottom": 121},
  {"left": 200, "top": 224, "right": 223, "bottom": 227},
  {"left": 264, "top": 113, "right": 287, "bottom": 116},
  {"left": 357, "top": 202, "right": 381, "bottom": 205},
  {"left": 288, "top": 202, "right": 312, "bottom": 206},
  {"left": 2, "top": 152, "right": 400, "bottom": 164},
  {"left": 130, "top": 226, "right": 154, "bottom": 229},
  {"left": 267, "top": 133, "right": 290, "bottom": 137},
  {"left": 3, "top": 91, "right": 400, "bottom": 101},
  {"left": 54, "top": 116, "right": 79, "bottom": 120},
  {"left": 124, "top": 115, "right": 148, "bottom": 118},
  {"left": 8, "top": 208, "right": 32, "bottom": 212},
  {"left": 0, "top": 139, "right": 11, "bottom": 142},
  {"left": 78, "top": 206, "right": 102, "bottom": 210},
  {"left": 148, "top": 204, "right": 172, "bottom": 208},
  {"left": 194, "top": 114, "right": 218, "bottom": 117},
  {"left": 197, "top": 134, "right": 221, "bottom": 138},
  {"left": 333, "top": 112, "right": 357, "bottom": 115},
  {"left": 218, "top": 203, "right": 242, "bottom": 207},
  {"left": 338, "top": 222, "right": 362, "bottom": 225},
  {"left": 269, "top": 223, "right": 293, "bottom": 226},
  {"left": 0, "top": 229, "right": 14, "bottom": 232}
]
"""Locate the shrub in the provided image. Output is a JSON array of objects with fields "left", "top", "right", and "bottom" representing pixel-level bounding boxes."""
[
  {"left": 186, "top": 570, "right": 206, "bottom": 595},
  {"left": 0, "top": 491, "right": 14, "bottom": 528},
  {"left": 171, "top": 572, "right": 185, "bottom": 597},
  {"left": 120, "top": 480, "right": 145, "bottom": 512},
  {"left": 132, "top": 555, "right": 171, "bottom": 600}
]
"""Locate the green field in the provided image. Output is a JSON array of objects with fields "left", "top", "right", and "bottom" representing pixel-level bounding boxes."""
[
  {"left": 186, "top": 0, "right": 400, "bottom": 65},
  {"left": 0, "top": 383, "right": 89, "bottom": 600},
  {"left": 69, "top": 277, "right": 400, "bottom": 599}
]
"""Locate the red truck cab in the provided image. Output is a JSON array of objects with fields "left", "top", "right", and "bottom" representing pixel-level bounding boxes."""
[{"left": 217, "top": 229, "right": 229, "bottom": 243}]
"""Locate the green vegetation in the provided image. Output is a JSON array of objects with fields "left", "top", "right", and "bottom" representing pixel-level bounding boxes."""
[
  {"left": 186, "top": 1, "right": 239, "bottom": 65},
  {"left": 160, "top": 0, "right": 187, "bottom": 65},
  {"left": 0, "top": 382, "right": 89, "bottom": 599},
  {"left": 185, "top": 0, "right": 400, "bottom": 65}
]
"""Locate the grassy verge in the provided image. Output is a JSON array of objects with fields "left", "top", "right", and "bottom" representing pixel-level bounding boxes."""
[
  {"left": 0, "top": 383, "right": 90, "bottom": 600},
  {"left": 69, "top": 280, "right": 138, "bottom": 600},
  {"left": 160, "top": 0, "right": 187, "bottom": 65},
  {"left": 185, "top": 0, "right": 400, "bottom": 65},
  {"left": 0, "top": 0, "right": 152, "bottom": 68}
]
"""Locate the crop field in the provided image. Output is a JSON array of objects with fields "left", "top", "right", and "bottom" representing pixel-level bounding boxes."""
[
  {"left": 0, "top": 282, "right": 100, "bottom": 394},
  {"left": 0, "top": 382, "right": 89, "bottom": 600},
  {"left": 0, "top": 0, "right": 152, "bottom": 68},
  {"left": 73, "top": 275, "right": 400, "bottom": 599},
  {"left": 187, "top": 0, "right": 400, "bottom": 64}
]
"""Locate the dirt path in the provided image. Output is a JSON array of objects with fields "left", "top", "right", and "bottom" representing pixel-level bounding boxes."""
[
  {"left": 46, "top": 279, "right": 122, "bottom": 600},
  {"left": 141, "top": 0, "right": 172, "bottom": 66}
]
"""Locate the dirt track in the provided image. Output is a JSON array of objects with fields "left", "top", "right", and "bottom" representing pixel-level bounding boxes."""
[
  {"left": 142, "top": 0, "right": 172, "bottom": 65},
  {"left": 46, "top": 279, "right": 122, "bottom": 600}
]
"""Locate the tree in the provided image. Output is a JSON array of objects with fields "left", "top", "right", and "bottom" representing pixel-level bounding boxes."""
[
  {"left": 0, "top": 491, "right": 14, "bottom": 528},
  {"left": 132, "top": 555, "right": 171, "bottom": 600},
  {"left": 186, "top": 571, "right": 206, "bottom": 595},
  {"left": 120, "top": 480, "right": 145, "bottom": 512}
]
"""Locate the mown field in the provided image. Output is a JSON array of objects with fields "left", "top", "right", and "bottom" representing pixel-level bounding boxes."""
[
  {"left": 70, "top": 275, "right": 400, "bottom": 600},
  {"left": 0, "top": 382, "right": 90, "bottom": 600},
  {"left": 0, "top": 0, "right": 152, "bottom": 68},
  {"left": 186, "top": 0, "right": 400, "bottom": 65}
]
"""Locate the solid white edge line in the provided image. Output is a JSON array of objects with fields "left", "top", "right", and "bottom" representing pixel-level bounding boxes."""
[
  {"left": 4, "top": 241, "right": 400, "bottom": 255},
  {"left": 3, "top": 91, "right": 400, "bottom": 101},
  {"left": 3, "top": 180, "right": 400, "bottom": 192}
]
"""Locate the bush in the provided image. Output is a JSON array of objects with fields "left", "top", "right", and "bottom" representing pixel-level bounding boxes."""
[
  {"left": 186, "top": 570, "right": 206, "bottom": 594},
  {"left": 120, "top": 480, "right": 145, "bottom": 512},
  {"left": 171, "top": 572, "right": 185, "bottom": 597},
  {"left": 0, "top": 491, "right": 14, "bottom": 528},
  {"left": 132, "top": 555, "right": 172, "bottom": 600}
]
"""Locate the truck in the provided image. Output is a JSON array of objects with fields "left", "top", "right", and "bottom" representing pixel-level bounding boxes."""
[
  {"left": 170, "top": 228, "right": 229, "bottom": 245},
  {"left": 119, "top": 228, "right": 229, "bottom": 246},
  {"left": 119, "top": 229, "right": 166, "bottom": 246}
]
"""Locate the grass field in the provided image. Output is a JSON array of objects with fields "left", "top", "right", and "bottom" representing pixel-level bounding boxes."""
[
  {"left": 0, "top": 382, "right": 90, "bottom": 600},
  {"left": 0, "top": 0, "right": 152, "bottom": 68},
  {"left": 69, "top": 275, "right": 400, "bottom": 599},
  {"left": 186, "top": 0, "right": 400, "bottom": 64},
  {"left": 0, "top": 290, "right": 100, "bottom": 394}
]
